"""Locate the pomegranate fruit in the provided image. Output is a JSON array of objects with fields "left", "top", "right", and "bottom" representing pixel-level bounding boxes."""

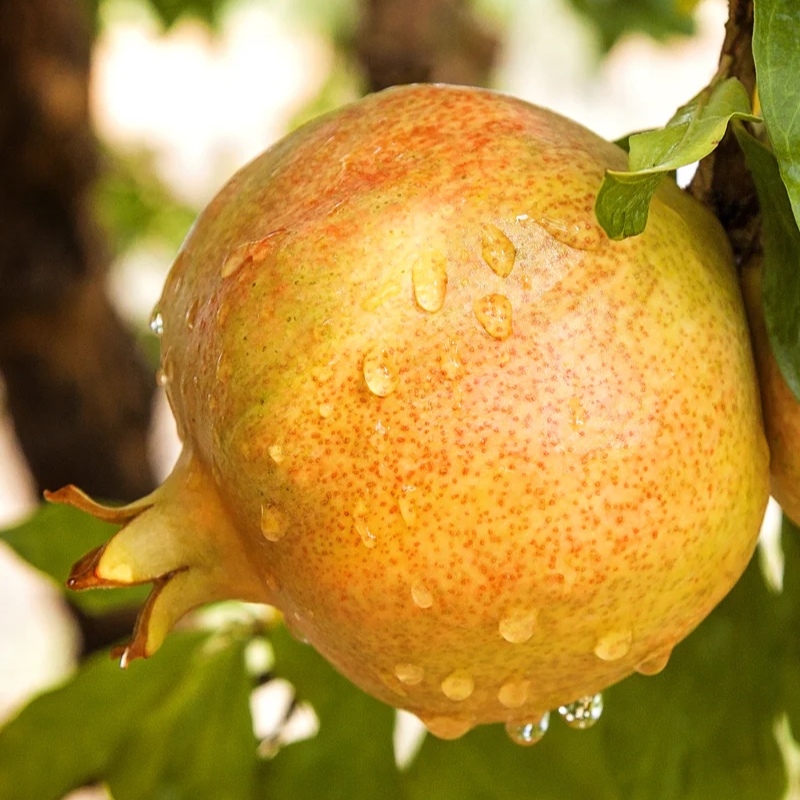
[
  {"left": 49, "top": 85, "right": 769, "bottom": 741},
  {"left": 741, "top": 258, "right": 800, "bottom": 523}
]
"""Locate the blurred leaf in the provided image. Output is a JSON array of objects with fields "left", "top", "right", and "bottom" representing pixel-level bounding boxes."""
[
  {"left": 142, "top": 0, "right": 224, "bottom": 30},
  {"left": 261, "top": 626, "right": 402, "bottom": 800},
  {"left": 595, "top": 77, "right": 758, "bottom": 239},
  {"left": 753, "top": 0, "right": 800, "bottom": 231},
  {"left": 107, "top": 635, "right": 257, "bottom": 800},
  {"left": 95, "top": 148, "right": 198, "bottom": 259},
  {"left": 736, "top": 126, "right": 800, "bottom": 402},
  {"left": 0, "top": 631, "right": 253, "bottom": 800},
  {"left": 0, "top": 504, "right": 148, "bottom": 613},
  {"left": 567, "top": 0, "right": 694, "bottom": 51}
]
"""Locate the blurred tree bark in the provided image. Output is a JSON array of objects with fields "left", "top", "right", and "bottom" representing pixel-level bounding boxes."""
[
  {"left": 0, "top": 0, "right": 156, "bottom": 502},
  {"left": 356, "top": 0, "right": 499, "bottom": 91}
]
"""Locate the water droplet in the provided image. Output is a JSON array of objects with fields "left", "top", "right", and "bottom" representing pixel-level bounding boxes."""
[
  {"left": 156, "top": 369, "right": 169, "bottom": 387},
  {"left": 521, "top": 275, "right": 532, "bottom": 291},
  {"left": 216, "top": 352, "right": 231, "bottom": 384},
  {"left": 568, "top": 397, "right": 587, "bottom": 431},
  {"left": 149, "top": 308, "right": 164, "bottom": 336},
  {"left": 499, "top": 608, "right": 539, "bottom": 643},
  {"left": 353, "top": 499, "right": 376, "bottom": 548},
  {"left": 185, "top": 299, "right": 199, "bottom": 330},
  {"left": 441, "top": 670, "right": 474, "bottom": 701},
  {"left": 481, "top": 223, "right": 516, "bottom": 277},
  {"left": 538, "top": 213, "right": 602, "bottom": 250},
  {"left": 264, "top": 572, "right": 279, "bottom": 592},
  {"left": 473, "top": 294, "right": 513, "bottom": 340},
  {"left": 594, "top": 629, "right": 633, "bottom": 661},
  {"left": 440, "top": 339, "right": 463, "bottom": 380},
  {"left": 505, "top": 713, "right": 550, "bottom": 746},
  {"left": 394, "top": 663, "right": 424, "bottom": 685},
  {"left": 498, "top": 679, "right": 529, "bottom": 709},
  {"left": 412, "top": 247, "right": 448, "bottom": 312},
  {"left": 635, "top": 649, "right": 672, "bottom": 676},
  {"left": 397, "top": 485, "right": 417, "bottom": 525},
  {"left": 558, "top": 693, "right": 603, "bottom": 729},
  {"left": 362, "top": 279, "right": 402, "bottom": 311},
  {"left": 221, "top": 243, "right": 251, "bottom": 278},
  {"left": 363, "top": 347, "right": 398, "bottom": 397},
  {"left": 411, "top": 581, "right": 434, "bottom": 608},
  {"left": 420, "top": 715, "right": 474, "bottom": 740},
  {"left": 319, "top": 403, "right": 334, "bottom": 418},
  {"left": 268, "top": 444, "right": 284, "bottom": 464},
  {"left": 156, "top": 350, "right": 173, "bottom": 388},
  {"left": 260, "top": 504, "right": 288, "bottom": 542}
]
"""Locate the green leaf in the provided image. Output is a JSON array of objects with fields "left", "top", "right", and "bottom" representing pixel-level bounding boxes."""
[
  {"left": 0, "top": 631, "right": 241, "bottom": 800},
  {"left": 261, "top": 626, "right": 403, "bottom": 800},
  {"left": 142, "top": 0, "right": 223, "bottom": 29},
  {"left": 107, "top": 636, "right": 257, "bottom": 800},
  {"left": 567, "top": 0, "right": 694, "bottom": 51},
  {"left": 595, "top": 78, "right": 758, "bottom": 239},
  {"left": 753, "top": 0, "right": 800, "bottom": 231},
  {"left": 0, "top": 503, "right": 148, "bottom": 613},
  {"left": 736, "top": 126, "right": 800, "bottom": 401}
]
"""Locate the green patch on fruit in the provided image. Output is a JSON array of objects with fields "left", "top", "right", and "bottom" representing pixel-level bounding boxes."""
[{"left": 595, "top": 77, "right": 758, "bottom": 239}]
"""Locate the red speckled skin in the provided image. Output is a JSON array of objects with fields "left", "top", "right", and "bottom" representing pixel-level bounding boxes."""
[
  {"left": 741, "top": 259, "right": 800, "bottom": 524},
  {"left": 158, "top": 85, "right": 768, "bottom": 727}
]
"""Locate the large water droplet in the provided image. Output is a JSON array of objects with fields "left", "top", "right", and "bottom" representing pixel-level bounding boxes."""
[
  {"left": 318, "top": 403, "right": 334, "bottom": 418},
  {"left": 481, "top": 223, "right": 516, "bottom": 277},
  {"left": 149, "top": 308, "right": 164, "bottom": 337},
  {"left": 473, "top": 294, "right": 513, "bottom": 340},
  {"left": 441, "top": 670, "right": 474, "bottom": 701},
  {"left": 156, "top": 351, "right": 173, "bottom": 388},
  {"left": 412, "top": 247, "right": 448, "bottom": 312},
  {"left": 260, "top": 504, "right": 288, "bottom": 542},
  {"left": 568, "top": 397, "right": 587, "bottom": 431},
  {"left": 499, "top": 608, "right": 539, "bottom": 644},
  {"left": 421, "top": 715, "right": 474, "bottom": 740},
  {"left": 363, "top": 347, "right": 398, "bottom": 397},
  {"left": 411, "top": 581, "right": 434, "bottom": 608},
  {"left": 397, "top": 485, "right": 417, "bottom": 525},
  {"left": 268, "top": 444, "right": 285, "bottom": 464},
  {"left": 394, "top": 663, "right": 425, "bottom": 685},
  {"left": 558, "top": 694, "right": 603, "bottom": 729},
  {"left": 505, "top": 713, "right": 550, "bottom": 746},
  {"left": 498, "top": 679, "right": 529, "bottom": 709},
  {"left": 353, "top": 499, "right": 376, "bottom": 548},
  {"left": 221, "top": 243, "right": 251, "bottom": 278},
  {"left": 635, "top": 649, "right": 672, "bottom": 676},
  {"left": 594, "top": 629, "right": 633, "bottom": 661},
  {"left": 538, "top": 213, "right": 602, "bottom": 251}
]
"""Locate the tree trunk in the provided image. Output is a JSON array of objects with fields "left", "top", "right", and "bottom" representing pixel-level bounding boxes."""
[{"left": 0, "top": 0, "right": 156, "bottom": 502}]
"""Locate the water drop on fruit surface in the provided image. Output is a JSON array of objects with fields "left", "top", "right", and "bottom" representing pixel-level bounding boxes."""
[
  {"left": 440, "top": 338, "right": 463, "bottom": 380},
  {"left": 499, "top": 608, "right": 538, "bottom": 643},
  {"left": 149, "top": 308, "right": 164, "bottom": 336},
  {"left": 568, "top": 397, "right": 587, "bottom": 431},
  {"left": 441, "top": 670, "right": 475, "bottom": 701},
  {"left": 268, "top": 444, "right": 284, "bottom": 464},
  {"left": 411, "top": 581, "right": 434, "bottom": 608},
  {"left": 260, "top": 504, "right": 288, "bottom": 542},
  {"left": 412, "top": 247, "right": 448, "bottom": 312},
  {"left": 594, "top": 629, "right": 633, "bottom": 661},
  {"left": 394, "top": 663, "right": 425, "bottom": 685},
  {"left": 635, "top": 649, "right": 672, "bottom": 676},
  {"left": 473, "top": 294, "right": 513, "bottom": 340},
  {"left": 505, "top": 713, "right": 550, "bottom": 746},
  {"left": 185, "top": 299, "right": 199, "bottom": 330},
  {"left": 498, "top": 679, "right": 529, "bottom": 709},
  {"left": 319, "top": 403, "right": 334, "bottom": 418},
  {"left": 397, "top": 485, "right": 417, "bottom": 525},
  {"left": 221, "top": 243, "right": 251, "bottom": 279},
  {"left": 481, "top": 223, "right": 516, "bottom": 277},
  {"left": 558, "top": 693, "right": 603, "bottom": 729},
  {"left": 353, "top": 499, "right": 376, "bottom": 548},
  {"left": 363, "top": 347, "right": 398, "bottom": 397},
  {"left": 421, "top": 715, "right": 474, "bottom": 740}
]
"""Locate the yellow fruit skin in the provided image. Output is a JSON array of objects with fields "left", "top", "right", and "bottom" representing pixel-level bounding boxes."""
[
  {"left": 741, "top": 258, "right": 800, "bottom": 523},
  {"left": 63, "top": 85, "right": 770, "bottom": 733}
]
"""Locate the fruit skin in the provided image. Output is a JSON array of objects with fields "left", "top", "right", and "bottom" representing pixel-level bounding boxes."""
[
  {"left": 741, "top": 257, "right": 800, "bottom": 523},
  {"left": 52, "top": 84, "right": 769, "bottom": 735}
]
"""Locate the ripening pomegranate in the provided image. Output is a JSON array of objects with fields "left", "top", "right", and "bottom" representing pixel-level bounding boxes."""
[{"left": 49, "top": 84, "right": 769, "bottom": 743}]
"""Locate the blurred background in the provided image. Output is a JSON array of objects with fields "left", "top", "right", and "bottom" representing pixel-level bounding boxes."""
[{"left": 0, "top": 0, "right": 762, "bottom": 796}]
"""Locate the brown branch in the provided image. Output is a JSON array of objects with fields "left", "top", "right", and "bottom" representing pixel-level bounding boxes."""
[
  {"left": 689, "top": 0, "right": 761, "bottom": 264},
  {"left": 355, "top": 0, "right": 499, "bottom": 92},
  {"left": 0, "top": 0, "right": 156, "bottom": 501}
]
